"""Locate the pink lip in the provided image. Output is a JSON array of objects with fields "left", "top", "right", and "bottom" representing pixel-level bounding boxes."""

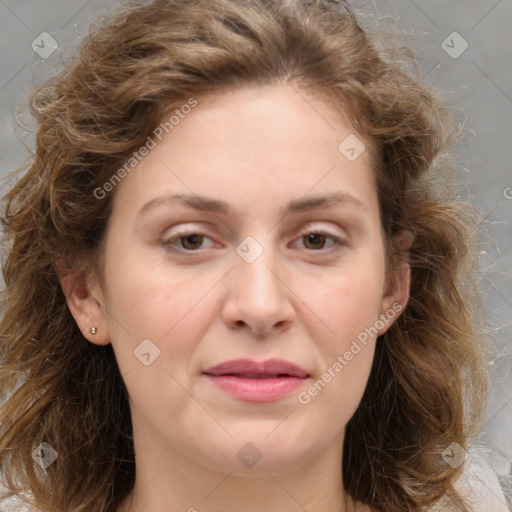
[{"left": 203, "top": 358, "right": 310, "bottom": 402}]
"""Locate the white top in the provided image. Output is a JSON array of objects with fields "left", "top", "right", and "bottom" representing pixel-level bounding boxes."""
[{"left": 430, "top": 447, "right": 510, "bottom": 511}]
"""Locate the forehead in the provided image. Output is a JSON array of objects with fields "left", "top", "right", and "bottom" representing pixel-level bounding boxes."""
[
  {"left": 109, "top": 83, "right": 379, "bottom": 220},
  {"left": 158, "top": 84, "right": 366, "bottom": 153}
]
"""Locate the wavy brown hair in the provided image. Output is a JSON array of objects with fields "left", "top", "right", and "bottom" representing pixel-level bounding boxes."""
[{"left": 0, "top": 0, "right": 488, "bottom": 510}]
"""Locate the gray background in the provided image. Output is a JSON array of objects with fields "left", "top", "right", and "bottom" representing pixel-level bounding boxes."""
[{"left": 0, "top": 0, "right": 511, "bottom": 505}]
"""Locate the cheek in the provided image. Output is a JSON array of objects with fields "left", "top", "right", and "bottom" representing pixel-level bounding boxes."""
[
  {"left": 298, "top": 258, "right": 384, "bottom": 406},
  {"left": 298, "top": 284, "right": 380, "bottom": 427},
  {"left": 103, "top": 257, "right": 212, "bottom": 419},
  {"left": 102, "top": 243, "right": 223, "bottom": 374},
  {"left": 308, "top": 257, "right": 386, "bottom": 345},
  {"left": 103, "top": 235, "right": 187, "bottom": 332}
]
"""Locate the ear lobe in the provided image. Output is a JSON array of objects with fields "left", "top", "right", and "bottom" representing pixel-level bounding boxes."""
[
  {"left": 56, "top": 257, "right": 110, "bottom": 346},
  {"left": 377, "top": 230, "right": 414, "bottom": 336}
]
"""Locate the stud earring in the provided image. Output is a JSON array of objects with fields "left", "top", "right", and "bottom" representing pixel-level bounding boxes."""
[{"left": 90, "top": 327, "right": 97, "bottom": 335}]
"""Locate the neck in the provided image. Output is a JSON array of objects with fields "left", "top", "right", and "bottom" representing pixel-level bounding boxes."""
[{"left": 116, "top": 433, "right": 364, "bottom": 512}]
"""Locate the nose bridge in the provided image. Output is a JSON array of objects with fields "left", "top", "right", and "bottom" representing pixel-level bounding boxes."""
[
  {"left": 234, "top": 234, "right": 281, "bottom": 303},
  {"left": 225, "top": 233, "right": 293, "bottom": 333}
]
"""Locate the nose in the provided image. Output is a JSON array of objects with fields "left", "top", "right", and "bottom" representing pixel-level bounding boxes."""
[{"left": 221, "top": 239, "right": 295, "bottom": 336}]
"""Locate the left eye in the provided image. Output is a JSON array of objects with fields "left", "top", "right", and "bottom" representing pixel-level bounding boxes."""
[
  {"left": 292, "top": 231, "right": 341, "bottom": 251},
  {"left": 163, "top": 230, "right": 342, "bottom": 253}
]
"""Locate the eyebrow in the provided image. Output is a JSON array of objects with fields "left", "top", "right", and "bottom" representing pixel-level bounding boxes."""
[{"left": 137, "top": 191, "right": 367, "bottom": 218}]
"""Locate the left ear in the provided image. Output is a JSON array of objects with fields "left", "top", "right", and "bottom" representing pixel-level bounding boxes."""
[{"left": 377, "top": 230, "right": 414, "bottom": 336}]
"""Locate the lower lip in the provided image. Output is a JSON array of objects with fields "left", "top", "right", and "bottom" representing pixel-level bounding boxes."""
[{"left": 204, "top": 375, "right": 307, "bottom": 402}]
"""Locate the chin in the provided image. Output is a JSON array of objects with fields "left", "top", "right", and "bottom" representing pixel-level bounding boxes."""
[{"left": 195, "top": 433, "right": 320, "bottom": 476}]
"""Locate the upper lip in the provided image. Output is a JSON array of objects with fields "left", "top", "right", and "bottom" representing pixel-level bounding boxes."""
[{"left": 203, "top": 358, "right": 309, "bottom": 378}]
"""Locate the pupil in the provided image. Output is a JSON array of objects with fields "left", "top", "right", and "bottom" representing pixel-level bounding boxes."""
[
  {"left": 182, "top": 234, "right": 202, "bottom": 250},
  {"left": 306, "top": 233, "right": 325, "bottom": 249}
]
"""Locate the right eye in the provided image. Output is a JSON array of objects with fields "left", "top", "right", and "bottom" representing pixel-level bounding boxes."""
[{"left": 163, "top": 230, "right": 218, "bottom": 253}]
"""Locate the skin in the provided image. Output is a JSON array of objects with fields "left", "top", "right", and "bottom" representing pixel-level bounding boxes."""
[{"left": 60, "top": 83, "right": 411, "bottom": 512}]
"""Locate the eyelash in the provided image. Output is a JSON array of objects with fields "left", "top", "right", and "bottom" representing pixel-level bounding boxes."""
[{"left": 162, "top": 229, "right": 346, "bottom": 255}]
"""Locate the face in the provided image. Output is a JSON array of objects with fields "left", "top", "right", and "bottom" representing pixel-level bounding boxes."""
[{"left": 68, "top": 83, "right": 409, "bottom": 476}]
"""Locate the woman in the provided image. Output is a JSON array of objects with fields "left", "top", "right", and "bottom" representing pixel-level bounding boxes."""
[{"left": 0, "top": 0, "right": 502, "bottom": 510}]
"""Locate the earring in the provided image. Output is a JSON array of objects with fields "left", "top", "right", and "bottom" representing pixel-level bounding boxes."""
[{"left": 90, "top": 327, "right": 97, "bottom": 335}]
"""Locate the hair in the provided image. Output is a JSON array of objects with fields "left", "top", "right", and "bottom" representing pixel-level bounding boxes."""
[{"left": 0, "top": 0, "right": 489, "bottom": 510}]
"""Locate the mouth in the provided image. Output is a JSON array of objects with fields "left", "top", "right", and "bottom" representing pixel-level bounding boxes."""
[
  {"left": 202, "top": 358, "right": 310, "bottom": 379},
  {"left": 208, "top": 374, "right": 300, "bottom": 379},
  {"left": 202, "top": 358, "right": 309, "bottom": 402}
]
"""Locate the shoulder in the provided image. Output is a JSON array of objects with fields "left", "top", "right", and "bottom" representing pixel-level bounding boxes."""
[
  {"left": 431, "top": 447, "right": 510, "bottom": 512},
  {"left": 457, "top": 448, "right": 510, "bottom": 512},
  {"left": 0, "top": 486, "right": 33, "bottom": 512}
]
